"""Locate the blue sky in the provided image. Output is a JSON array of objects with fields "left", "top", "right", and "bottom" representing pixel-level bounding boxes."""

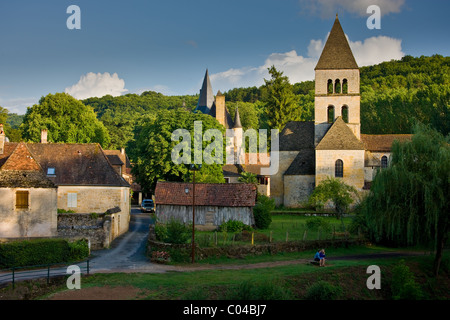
[{"left": 0, "top": 0, "right": 449, "bottom": 114}]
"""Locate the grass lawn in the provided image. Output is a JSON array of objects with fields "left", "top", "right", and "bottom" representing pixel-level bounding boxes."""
[
  {"left": 29, "top": 249, "right": 448, "bottom": 300},
  {"left": 195, "top": 214, "right": 356, "bottom": 247}
]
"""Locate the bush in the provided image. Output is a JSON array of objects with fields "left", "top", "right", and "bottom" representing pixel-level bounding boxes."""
[
  {"left": 165, "top": 219, "right": 191, "bottom": 244},
  {"left": 0, "top": 238, "right": 89, "bottom": 268},
  {"left": 154, "top": 223, "right": 168, "bottom": 242},
  {"left": 304, "top": 281, "right": 342, "bottom": 300},
  {"left": 218, "top": 220, "right": 253, "bottom": 233},
  {"left": 253, "top": 195, "right": 274, "bottom": 229},
  {"left": 391, "top": 260, "right": 422, "bottom": 300},
  {"left": 226, "top": 280, "right": 293, "bottom": 300},
  {"left": 305, "top": 217, "right": 331, "bottom": 232}
]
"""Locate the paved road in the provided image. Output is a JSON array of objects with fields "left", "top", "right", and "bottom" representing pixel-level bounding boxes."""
[{"left": 88, "top": 208, "right": 170, "bottom": 274}]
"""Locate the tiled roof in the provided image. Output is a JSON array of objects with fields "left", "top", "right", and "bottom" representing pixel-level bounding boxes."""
[
  {"left": 315, "top": 15, "right": 359, "bottom": 70},
  {"left": 1, "top": 143, "right": 42, "bottom": 171},
  {"left": 316, "top": 117, "right": 365, "bottom": 150},
  {"left": 361, "top": 134, "right": 413, "bottom": 152},
  {"left": 0, "top": 142, "right": 129, "bottom": 187},
  {"left": 0, "top": 170, "right": 56, "bottom": 188},
  {"left": 279, "top": 121, "right": 315, "bottom": 151},
  {"left": 155, "top": 181, "right": 256, "bottom": 207}
]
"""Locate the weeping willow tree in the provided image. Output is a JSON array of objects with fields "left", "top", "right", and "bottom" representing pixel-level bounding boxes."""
[{"left": 361, "top": 124, "right": 449, "bottom": 276}]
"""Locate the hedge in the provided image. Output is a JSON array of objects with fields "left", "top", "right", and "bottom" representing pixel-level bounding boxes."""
[{"left": 0, "top": 238, "right": 89, "bottom": 268}]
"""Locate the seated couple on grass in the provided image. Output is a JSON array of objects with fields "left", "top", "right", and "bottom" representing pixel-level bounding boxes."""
[{"left": 314, "top": 249, "right": 326, "bottom": 267}]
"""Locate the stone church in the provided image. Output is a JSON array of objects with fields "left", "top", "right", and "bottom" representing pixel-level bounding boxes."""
[
  {"left": 194, "top": 15, "right": 412, "bottom": 207},
  {"left": 271, "top": 15, "right": 412, "bottom": 207}
]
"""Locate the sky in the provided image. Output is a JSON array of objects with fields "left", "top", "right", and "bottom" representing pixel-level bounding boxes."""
[{"left": 0, "top": 0, "right": 449, "bottom": 115}]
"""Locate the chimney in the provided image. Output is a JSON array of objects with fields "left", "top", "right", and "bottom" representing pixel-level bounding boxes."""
[
  {"left": 41, "top": 129, "right": 48, "bottom": 144},
  {"left": 215, "top": 91, "right": 226, "bottom": 127},
  {"left": 121, "top": 148, "right": 125, "bottom": 155},
  {"left": 0, "top": 124, "right": 5, "bottom": 155}
]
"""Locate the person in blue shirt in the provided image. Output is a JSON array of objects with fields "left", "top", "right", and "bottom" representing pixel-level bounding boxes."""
[
  {"left": 314, "top": 250, "right": 320, "bottom": 262},
  {"left": 319, "top": 249, "right": 326, "bottom": 267}
]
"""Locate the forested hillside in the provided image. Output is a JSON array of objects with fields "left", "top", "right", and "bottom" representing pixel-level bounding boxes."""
[{"left": 2, "top": 55, "right": 449, "bottom": 151}]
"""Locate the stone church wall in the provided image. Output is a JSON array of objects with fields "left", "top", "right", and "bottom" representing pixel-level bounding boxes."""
[{"left": 283, "top": 175, "right": 315, "bottom": 207}]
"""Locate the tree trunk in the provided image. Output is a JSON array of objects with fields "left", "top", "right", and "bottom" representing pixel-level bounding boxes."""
[{"left": 433, "top": 229, "right": 447, "bottom": 277}]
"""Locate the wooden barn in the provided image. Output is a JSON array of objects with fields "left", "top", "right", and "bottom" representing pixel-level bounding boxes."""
[{"left": 154, "top": 181, "right": 257, "bottom": 230}]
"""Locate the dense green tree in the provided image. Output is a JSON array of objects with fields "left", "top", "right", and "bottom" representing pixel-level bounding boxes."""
[
  {"left": 262, "top": 66, "right": 299, "bottom": 132},
  {"left": 131, "top": 109, "right": 226, "bottom": 193},
  {"left": 20, "top": 93, "right": 111, "bottom": 147},
  {"left": 360, "top": 124, "right": 449, "bottom": 276}
]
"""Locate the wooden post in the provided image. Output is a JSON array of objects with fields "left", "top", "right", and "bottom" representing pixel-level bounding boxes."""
[
  {"left": 303, "top": 230, "right": 307, "bottom": 241},
  {"left": 215, "top": 231, "right": 217, "bottom": 246},
  {"left": 251, "top": 232, "right": 254, "bottom": 246},
  {"left": 286, "top": 230, "right": 289, "bottom": 242},
  {"left": 270, "top": 231, "right": 273, "bottom": 243}
]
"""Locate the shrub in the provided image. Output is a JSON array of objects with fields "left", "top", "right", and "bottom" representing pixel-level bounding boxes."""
[
  {"left": 304, "top": 281, "right": 342, "bottom": 300},
  {"left": 165, "top": 219, "right": 191, "bottom": 244},
  {"left": 154, "top": 223, "right": 168, "bottom": 242},
  {"left": 305, "top": 217, "right": 331, "bottom": 232},
  {"left": 253, "top": 195, "right": 275, "bottom": 229},
  {"left": 0, "top": 238, "right": 89, "bottom": 268},
  {"left": 391, "top": 260, "right": 422, "bottom": 300},
  {"left": 218, "top": 220, "right": 252, "bottom": 233}
]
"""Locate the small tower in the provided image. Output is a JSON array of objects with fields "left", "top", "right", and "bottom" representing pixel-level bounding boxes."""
[
  {"left": 233, "top": 107, "right": 244, "bottom": 164},
  {"left": 314, "top": 14, "right": 360, "bottom": 145}
]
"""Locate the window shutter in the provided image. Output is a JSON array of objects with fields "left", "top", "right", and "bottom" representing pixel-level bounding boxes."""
[
  {"left": 16, "top": 191, "right": 29, "bottom": 209},
  {"left": 67, "top": 193, "right": 77, "bottom": 208}
]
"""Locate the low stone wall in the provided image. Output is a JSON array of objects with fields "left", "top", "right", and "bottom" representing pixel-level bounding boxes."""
[{"left": 57, "top": 213, "right": 112, "bottom": 250}]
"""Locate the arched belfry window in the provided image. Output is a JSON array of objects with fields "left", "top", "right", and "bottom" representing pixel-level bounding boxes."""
[
  {"left": 327, "top": 79, "right": 333, "bottom": 94},
  {"left": 381, "top": 156, "right": 388, "bottom": 168},
  {"left": 335, "top": 79, "right": 341, "bottom": 94},
  {"left": 335, "top": 159, "right": 343, "bottom": 178},
  {"left": 342, "top": 105, "right": 349, "bottom": 123},
  {"left": 327, "top": 105, "right": 335, "bottom": 123},
  {"left": 342, "top": 79, "right": 348, "bottom": 94}
]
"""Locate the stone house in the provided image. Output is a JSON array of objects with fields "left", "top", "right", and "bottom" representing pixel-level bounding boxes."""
[
  {"left": 155, "top": 181, "right": 256, "bottom": 230},
  {"left": 271, "top": 15, "right": 412, "bottom": 207},
  {"left": 0, "top": 126, "right": 131, "bottom": 243}
]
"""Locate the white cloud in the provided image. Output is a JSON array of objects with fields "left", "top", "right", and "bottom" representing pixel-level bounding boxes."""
[
  {"left": 0, "top": 97, "right": 38, "bottom": 115},
  {"left": 298, "top": 0, "right": 405, "bottom": 18},
  {"left": 210, "top": 34, "right": 404, "bottom": 91},
  {"left": 65, "top": 72, "right": 128, "bottom": 100}
]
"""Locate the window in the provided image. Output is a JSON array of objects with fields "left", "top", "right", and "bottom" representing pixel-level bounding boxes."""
[
  {"left": 47, "top": 167, "right": 55, "bottom": 175},
  {"left": 16, "top": 190, "right": 29, "bottom": 209},
  {"left": 381, "top": 156, "right": 388, "bottom": 168},
  {"left": 258, "top": 177, "right": 268, "bottom": 185},
  {"left": 335, "top": 159, "right": 343, "bottom": 178},
  {"left": 67, "top": 193, "right": 77, "bottom": 208},
  {"left": 327, "top": 105, "right": 335, "bottom": 123},
  {"left": 224, "top": 177, "right": 230, "bottom": 183},
  {"left": 327, "top": 79, "right": 333, "bottom": 94},
  {"left": 342, "top": 105, "right": 349, "bottom": 123},
  {"left": 342, "top": 79, "right": 348, "bottom": 94},
  {"left": 335, "top": 79, "right": 341, "bottom": 94}
]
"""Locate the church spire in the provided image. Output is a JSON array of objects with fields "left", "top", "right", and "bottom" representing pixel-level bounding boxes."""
[
  {"left": 314, "top": 15, "right": 358, "bottom": 70},
  {"left": 195, "top": 69, "right": 215, "bottom": 114}
]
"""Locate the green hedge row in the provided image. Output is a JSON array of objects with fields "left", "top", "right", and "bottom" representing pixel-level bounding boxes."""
[{"left": 0, "top": 238, "right": 89, "bottom": 268}]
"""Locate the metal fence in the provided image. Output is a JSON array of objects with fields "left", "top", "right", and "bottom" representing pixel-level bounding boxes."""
[{"left": 0, "top": 260, "right": 90, "bottom": 289}]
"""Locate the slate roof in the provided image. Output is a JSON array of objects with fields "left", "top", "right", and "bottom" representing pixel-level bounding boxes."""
[
  {"left": 195, "top": 69, "right": 215, "bottom": 114},
  {"left": 284, "top": 148, "right": 315, "bottom": 175},
  {"left": 360, "top": 134, "right": 413, "bottom": 152},
  {"left": 0, "top": 142, "right": 129, "bottom": 187},
  {"left": 279, "top": 121, "right": 315, "bottom": 151},
  {"left": 155, "top": 181, "right": 256, "bottom": 207},
  {"left": 316, "top": 117, "right": 365, "bottom": 150},
  {"left": 233, "top": 107, "right": 242, "bottom": 128},
  {"left": 315, "top": 15, "right": 359, "bottom": 70}
]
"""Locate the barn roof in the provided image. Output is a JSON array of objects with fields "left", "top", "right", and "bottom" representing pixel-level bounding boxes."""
[{"left": 155, "top": 181, "right": 256, "bottom": 207}]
